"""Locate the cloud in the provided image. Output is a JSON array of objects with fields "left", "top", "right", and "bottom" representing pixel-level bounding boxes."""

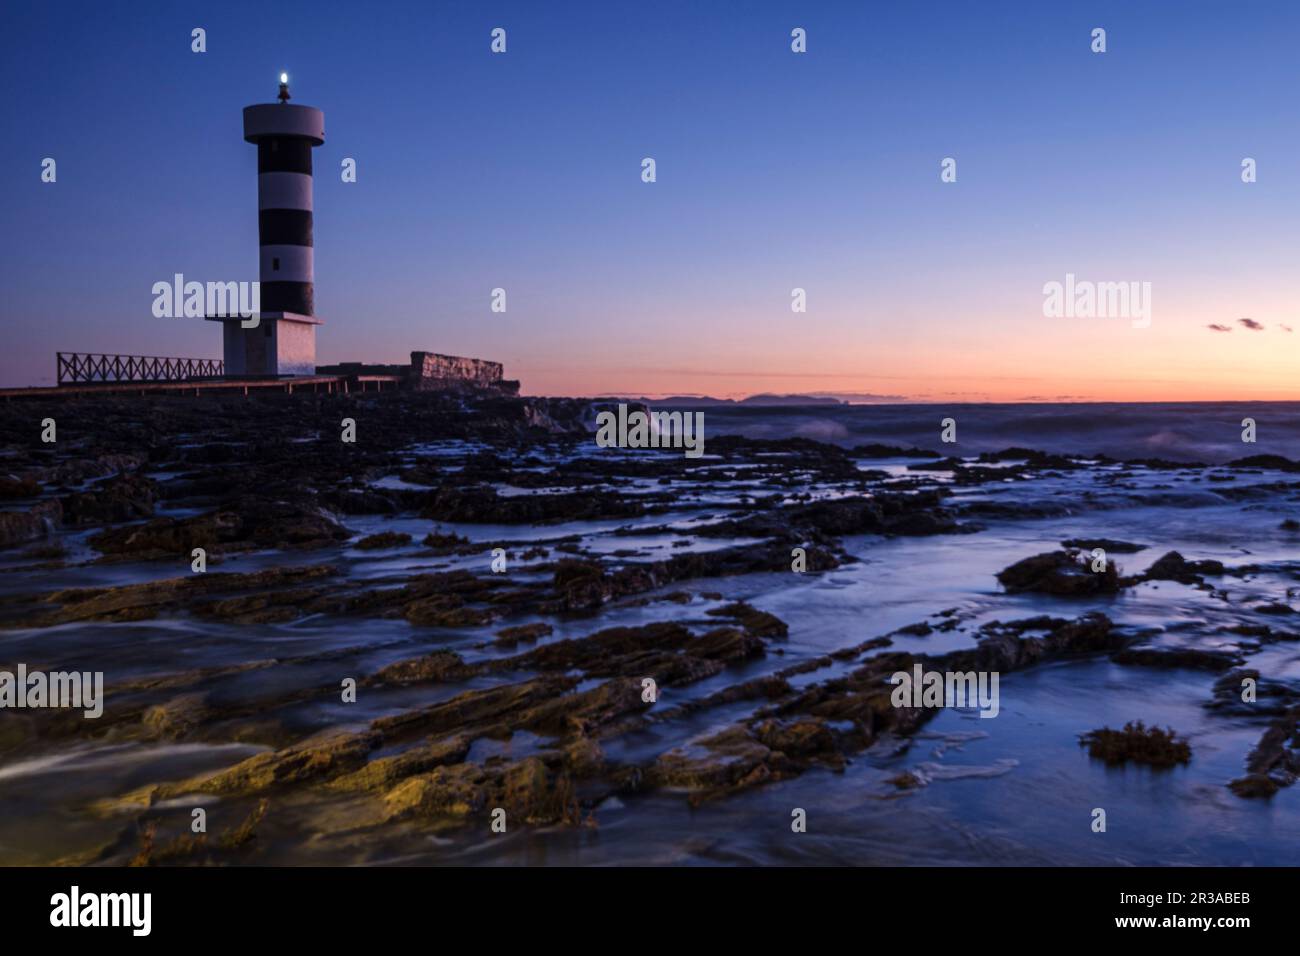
[
  {"left": 1238, "top": 318, "right": 1265, "bottom": 331},
  {"left": 1206, "top": 323, "right": 1232, "bottom": 332},
  {"left": 1280, "top": 324, "right": 1294, "bottom": 333}
]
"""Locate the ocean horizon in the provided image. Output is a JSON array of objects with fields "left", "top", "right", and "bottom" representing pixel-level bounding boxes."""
[{"left": 667, "top": 400, "right": 1300, "bottom": 464}]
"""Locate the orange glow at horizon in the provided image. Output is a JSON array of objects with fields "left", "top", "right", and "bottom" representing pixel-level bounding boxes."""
[{"left": 512, "top": 309, "right": 1300, "bottom": 403}]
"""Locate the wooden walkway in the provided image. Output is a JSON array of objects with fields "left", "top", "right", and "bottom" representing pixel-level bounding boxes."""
[{"left": 0, "top": 375, "right": 403, "bottom": 400}]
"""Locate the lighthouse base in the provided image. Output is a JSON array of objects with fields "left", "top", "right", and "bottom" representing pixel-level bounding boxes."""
[{"left": 207, "top": 312, "right": 323, "bottom": 377}]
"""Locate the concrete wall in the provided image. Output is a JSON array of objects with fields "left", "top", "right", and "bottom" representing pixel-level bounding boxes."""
[
  {"left": 275, "top": 320, "right": 317, "bottom": 376},
  {"left": 222, "top": 323, "right": 248, "bottom": 376},
  {"left": 220, "top": 318, "right": 316, "bottom": 376},
  {"left": 410, "top": 351, "right": 504, "bottom": 390}
]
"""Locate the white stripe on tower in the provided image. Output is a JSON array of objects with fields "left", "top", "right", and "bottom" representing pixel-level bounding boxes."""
[{"left": 258, "top": 172, "right": 313, "bottom": 211}]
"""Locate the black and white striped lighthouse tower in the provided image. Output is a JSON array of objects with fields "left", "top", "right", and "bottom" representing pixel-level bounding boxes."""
[{"left": 215, "top": 74, "right": 325, "bottom": 376}]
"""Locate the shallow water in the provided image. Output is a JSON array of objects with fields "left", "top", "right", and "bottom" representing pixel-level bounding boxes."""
[
  {"left": 697, "top": 400, "right": 1300, "bottom": 464},
  {"left": 2, "top": 408, "right": 1300, "bottom": 865}
]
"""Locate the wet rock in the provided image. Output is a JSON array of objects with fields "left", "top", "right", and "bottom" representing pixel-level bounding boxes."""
[
  {"left": 126, "top": 799, "right": 271, "bottom": 866},
  {"left": 515, "top": 678, "right": 650, "bottom": 738},
  {"left": 329, "top": 735, "right": 472, "bottom": 792},
  {"left": 0, "top": 712, "right": 35, "bottom": 754},
  {"left": 488, "top": 621, "right": 688, "bottom": 676},
  {"left": 1229, "top": 711, "right": 1300, "bottom": 798},
  {"left": 14, "top": 565, "right": 338, "bottom": 627},
  {"left": 752, "top": 717, "right": 842, "bottom": 766},
  {"left": 423, "top": 530, "right": 470, "bottom": 552},
  {"left": 562, "top": 737, "right": 606, "bottom": 776},
  {"left": 60, "top": 473, "right": 158, "bottom": 526},
  {"left": 689, "top": 627, "right": 766, "bottom": 663},
  {"left": 147, "top": 729, "right": 378, "bottom": 800},
  {"left": 354, "top": 531, "right": 412, "bottom": 550},
  {"left": 851, "top": 444, "right": 941, "bottom": 459},
  {"left": 89, "top": 497, "right": 348, "bottom": 557},
  {"left": 501, "top": 757, "right": 577, "bottom": 824},
  {"left": 1228, "top": 774, "right": 1280, "bottom": 798},
  {"left": 322, "top": 487, "right": 398, "bottom": 515},
  {"left": 21, "top": 541, "right": 65, "bottom": 561},
  {"left": 383, "top": 764, "right": 487, "bottom": 818},
  {"left": 1208, "top": 669, "right": 1297, "bottom": 716},
  {"left": 196, "top": 586, "right": 332, "bottom": 625},
  {"left": 88, "top": 511, "right": 241, "bottom": 558},
  {"left": 142, "top": 693, "right": 211, "bottom": 739},
  {"left": 651, "top": 726, "right": 788, "bottom": 800},
  {"left": 382, "top": 755, "right": 579, "bottom": 824},
  {"left": 1112, "top": 645, "right": 1243, "bottom": 671},
  {"left": 0, "top": 500, "right": 59, "bottom": 551},
  {"left": 654, "top": 676, "right": 794, "bottom": 723},
  {"left": 1143, "top": 551, "right": 1226, "bottom": 584},
  {"left": 553, "top": 559, "right": 610, "bottom": 610},
  {"left": 650, "top": 715, "right": 845, "bottom": 804},
  {"left": 751, "top": 614, "right": 1123, "bottom": 766},
  {"left": 887, "top": 771, "right": 922, "bottom": 789},
  {"left": 38, "top": 453, "right": 148, "bottom": 486},
  {"left": 706, "top": 601, "right": 789, "bottom": 638},
  {"left": 371, "top": 677, "right": 577, "bottom": 743},
  {"left": 421, "top": 485, "right": 647, "bottom": 524},
  {"left": 1227, "top": 454, "right": 1300, "bottom": 473},
  {"left": 1255, "top": 603, "right": 1295, "bottom": 616},
  {"left": 0, "top": 475, "right": 41, "bottom": 499},
  {"left": 1225, "top": 623, "right": 1295, "bottom": 641},
  {"left": 495, "top": 622, "right": 553, "bottom": 645},
  {"left": 404, "top": 597, "right": 497, "bottom": 628},
  {"left": 996, "top": 550, "right": 1122, "bottom": 596},
  {"left": 1123, "top": 457, "right": 1206, "bottom": 470},
  {"left": 370, "top": 650, "right": 473, "bottom": 685},
  {"left": 979, "top": 448, "right": 1082, "bottom": 470},
  {"left": 693, "top": 491, "right": 962, "bottom": 541}
]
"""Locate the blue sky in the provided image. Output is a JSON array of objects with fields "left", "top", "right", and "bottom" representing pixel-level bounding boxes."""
[{"left": 2, "top": 0, "right": 1298, "bottom": 399}]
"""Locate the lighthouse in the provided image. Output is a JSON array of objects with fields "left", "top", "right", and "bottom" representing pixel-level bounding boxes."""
[{"left": 212, "top": 75, "right": 325, "bottom": 376}]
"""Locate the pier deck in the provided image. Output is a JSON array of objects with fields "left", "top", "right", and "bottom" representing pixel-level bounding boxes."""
[{"left": 0, "top": 374, "right": 403, "bottom": 400}]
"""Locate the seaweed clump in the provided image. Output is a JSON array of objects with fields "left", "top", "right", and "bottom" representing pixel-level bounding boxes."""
[{"left": 1079, "top": 721, "right": 1190, "bottom": 768}]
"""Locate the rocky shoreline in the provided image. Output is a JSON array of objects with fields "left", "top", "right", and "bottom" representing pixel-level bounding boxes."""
[{"left": 2, "top": 390, "right": 1299, "bottom": 864}]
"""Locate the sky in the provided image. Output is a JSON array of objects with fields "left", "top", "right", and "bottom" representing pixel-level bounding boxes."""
[{"left": 2, "top": 0, "right": 1299, "bottom": 401}]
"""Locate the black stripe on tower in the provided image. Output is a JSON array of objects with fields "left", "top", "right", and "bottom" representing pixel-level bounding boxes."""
[
  {"left": 260, "top": 281, "right": 314, "bottom": 315},
  {"left": 258, "top": 209, "right": 313, "bottom": 247},
  {"left": 257, "top": 138, "right": 314, "bottom": 175}
]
